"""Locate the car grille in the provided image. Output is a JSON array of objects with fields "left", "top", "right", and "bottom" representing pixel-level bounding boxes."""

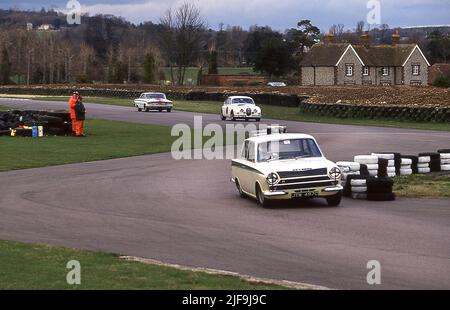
[
  {"left": 273, "top": 168, "right": 333, "bottom": 191},
  {"left": 273, "top": 181, "right": 334, "bottom": 191},
  {"left": 277, "top": 168, "right": 327, "bottom": 178}
]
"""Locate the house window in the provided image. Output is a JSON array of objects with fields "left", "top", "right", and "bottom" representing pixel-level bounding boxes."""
[
  {"left": 345, "top": 64, "right": 354, "bottom": 76},
  {"left": 412, "top": 65, "right": 420, "bottom": 76},
  {"left": 363, "top": 67, "right": 370, "bottom": 76},
  {"left": 382, "top": 67, "right": 389, "bottom": 76}
]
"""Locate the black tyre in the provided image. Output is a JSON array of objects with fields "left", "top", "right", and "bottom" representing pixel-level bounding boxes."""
[
  {"left": 221, "top": 114, "right": 226, "bottom": 121},
  {"left": 366, "top": 178, "right": 394, "bottom": 194},
  {"left": 367, "top": 192, "right": 396, "bottom": 201},
  {"left": 256, "top": 184, "right": 270, "bottom": 208},
  {"left": 167, "top": 109, "right": 172, "bottom": 113},
  {"left": 326, "top": 192, "right": 342, "bottom": 206},
  {"left": 235, "top": 179, "right": 245, "bottom": 198},
  {"left": 255, "top": 118, "right": 261, "bottom": 122},
  {"left": 230, "top": 111, "right": 235, "bottom": 121},
  {"left": 137, "top": 107, "right": 142, "bottom": 112}
]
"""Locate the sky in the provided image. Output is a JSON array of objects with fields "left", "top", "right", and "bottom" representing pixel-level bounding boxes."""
[{"left": 1, "top": 0, "right": 449, "bottom": 31}]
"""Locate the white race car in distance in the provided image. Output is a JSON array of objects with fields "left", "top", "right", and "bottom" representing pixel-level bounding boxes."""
[
  {"left": 221, "top": 96, "right": 261, "bottom": 121},
  {"left": 134, "top": 92, "right": 173, "bottom": 112}
]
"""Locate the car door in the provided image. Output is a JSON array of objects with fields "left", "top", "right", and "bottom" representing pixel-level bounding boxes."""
[{"left": 239, "top": 141, "right": 257, "bottom": 195}]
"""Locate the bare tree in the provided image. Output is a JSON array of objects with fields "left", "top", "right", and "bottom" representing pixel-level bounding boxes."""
[{"left": 159, "top": 2, "right": 206, "bottom": 85}]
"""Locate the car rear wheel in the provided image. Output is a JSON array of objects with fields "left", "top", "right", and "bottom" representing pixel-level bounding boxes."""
[
  {"left": 137, "top": 107, "right": 142, "bottom": 112},
  {"left": 167, "top": 109, "right": 172, "bottom": 112},
  {"left": 326, "top": 192, "right": 342, "bottom": 207}
]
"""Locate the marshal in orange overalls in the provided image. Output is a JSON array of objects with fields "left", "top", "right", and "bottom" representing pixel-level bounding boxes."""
[{"left": 68, "top": 94, "right": 78, "bottom": 134}]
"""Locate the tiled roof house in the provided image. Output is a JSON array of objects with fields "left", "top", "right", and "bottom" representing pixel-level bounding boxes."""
[{"left": 299, "top": 33, "right": 430, "bottom": 86}]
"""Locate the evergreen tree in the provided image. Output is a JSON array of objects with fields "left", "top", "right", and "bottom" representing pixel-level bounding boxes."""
[
  {"left": 0, "top": 48, "right": 12, "bottom": 85},
  {"left": 143, "top": 53, "right": 157, "bottom": 83},
  {"left": 208, "top": 51, "right": 218, "bottom": 74}
]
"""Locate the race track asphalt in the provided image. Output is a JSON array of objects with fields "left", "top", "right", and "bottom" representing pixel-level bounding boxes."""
[{"left": 0, "top": 98, "right": 449, "bottom": 289}]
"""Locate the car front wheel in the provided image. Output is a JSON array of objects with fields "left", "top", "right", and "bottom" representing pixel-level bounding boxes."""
[
  {"left": 256, "top": 184, "right": 270, "bottom": 208},
  {"left": 235, "top": 179, "right": 245, "bottom": 198},
  {"left": 326, "top": 192, "right": 342, "bottom": 207}
]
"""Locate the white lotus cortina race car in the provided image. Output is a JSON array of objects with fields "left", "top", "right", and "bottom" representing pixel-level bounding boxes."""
[
  {"left": 231, "top": 127, "right": 343, "bottom": 207},
  {"left": 221, "top": 96, "right": 261, "bottom": 121},
  {"left": 134, "top": 92, "right": 173, "bottom": 112}
]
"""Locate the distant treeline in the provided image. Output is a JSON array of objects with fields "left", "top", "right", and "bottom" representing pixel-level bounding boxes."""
[{"left": 0, "top": 7, "right": 448, "bottom": 86}]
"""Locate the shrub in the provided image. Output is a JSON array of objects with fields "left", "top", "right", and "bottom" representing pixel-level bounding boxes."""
[{"left": 433, "top": 76, "right": 450, "bottom": 88}]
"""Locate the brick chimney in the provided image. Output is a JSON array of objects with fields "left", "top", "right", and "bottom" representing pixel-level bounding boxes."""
[
  {"left": 361, "top": 31, "right": 370, "bottom": 48},
  {"left": 392, "top": 30, "right": 400, "bottom": 45}
]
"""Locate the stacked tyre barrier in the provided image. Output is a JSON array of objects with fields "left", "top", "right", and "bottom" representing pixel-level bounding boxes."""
[
  {"left": 354, "top": 155, "right": 379, "bottom": 177},
  {"left": 402, "top": 155, "right": 419, "bottom": 174},
  {"left": 349, "top": 177, "right": 368, "bottom": 200},
  {"left": 0, "top": 110, "right": 72, "bottom": 136},
  {"left": 366, "top": 178, "right": 396, "bottom": 201},
  {"left": 400, "top": 158, "right": 413, "bottom": 176},
  {"left": 336, "top": 161, "right": 361, "bottom": 180},
  {"left": 417, "top": 155, "right": 431, "bottom": 173},
  {"left": 372, "top": 153, "right": 396, "bottom": 177},
  {"left": 439, "top": 149, "right": 450, "bottom": 171},
  {"left": 418, "top": 152, "right": 441, "bottom": 173}
]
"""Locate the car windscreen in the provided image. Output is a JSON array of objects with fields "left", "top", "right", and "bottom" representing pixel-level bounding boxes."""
[
  {"left": 145, "top": 94, "right": 165, "bottom": 99},
  {"left": 232, "top": 98, "right": 254, "bottom": 104},
  {"left": 257, "top": 138, "right": 322, "bottom": 162}
]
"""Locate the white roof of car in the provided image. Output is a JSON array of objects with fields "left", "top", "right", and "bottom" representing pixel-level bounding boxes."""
[
  {"left": 246, "top": 133, "right": 316, "bottom": 144},
  {"left": 142, "top": 92, "right": 166, "bottom": 95},
  {"left": 228, "top": 96, "right": 254, "bottom": 100}
]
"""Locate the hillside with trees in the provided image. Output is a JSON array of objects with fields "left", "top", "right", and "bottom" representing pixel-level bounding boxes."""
[{"left": 0, "top": 6, "right": 448, "bottom": 86}]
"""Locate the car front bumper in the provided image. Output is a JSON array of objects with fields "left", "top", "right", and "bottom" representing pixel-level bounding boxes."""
[{"left": 263, "top": 185, "right": 343, "bottom": 199}]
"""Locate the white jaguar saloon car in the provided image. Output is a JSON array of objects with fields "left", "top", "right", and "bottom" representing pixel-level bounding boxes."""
[{"left": 221, "top": 96, "right": 261, "bottom": 121}]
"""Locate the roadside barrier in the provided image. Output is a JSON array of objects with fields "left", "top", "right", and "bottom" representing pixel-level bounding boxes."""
[{"left": 339, "top": 148, "right": 449, "bottom": 201}]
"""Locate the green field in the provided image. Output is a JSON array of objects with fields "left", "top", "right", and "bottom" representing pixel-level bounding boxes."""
[
  {"left": 0, "top": 119, "right": 179, "bottom": 172},
  {"left": 393, "top": 174, "right": 450, "bottom": 198},
  {"left": 0, "top": 240, "right": 284, "bottom": 289},
  {"left": 3, "top": 95, "right": 447, "bottom": 131}
]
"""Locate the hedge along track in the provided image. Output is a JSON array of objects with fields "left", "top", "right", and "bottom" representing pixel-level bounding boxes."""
[{"left": 299, "top": 102, "right": 450, "bottom": 123}]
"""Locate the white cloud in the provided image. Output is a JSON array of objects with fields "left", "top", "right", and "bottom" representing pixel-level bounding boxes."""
[{"left": 75, "top": 0, "right": 449, "bottom": 31}]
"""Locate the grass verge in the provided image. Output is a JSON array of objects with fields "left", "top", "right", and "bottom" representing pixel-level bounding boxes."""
[
  {"left": 393, "top": 174, "right": 450, "bottom": 198},
  {"left": 2, "top": 94, "right": 448, "bottom": 131},
  {"left": 0, "top": 119, "right": 178, "bottom": 172},
  {"left": 0, "top": 240, "right": 284, "bottom": 289}
]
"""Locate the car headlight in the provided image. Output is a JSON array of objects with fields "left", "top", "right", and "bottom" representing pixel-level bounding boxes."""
[
  {"left": 253, "top": 109, "right": 258, "bottom": 114},
  {"left": 240, "top": 109, "right": 245, "bottom": 113},
  {"left": 266, "top": 172, "right": 280, "bottom": 186},
  {"left": 329, "top": 167, "right": 341, "bottom": 180}
]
